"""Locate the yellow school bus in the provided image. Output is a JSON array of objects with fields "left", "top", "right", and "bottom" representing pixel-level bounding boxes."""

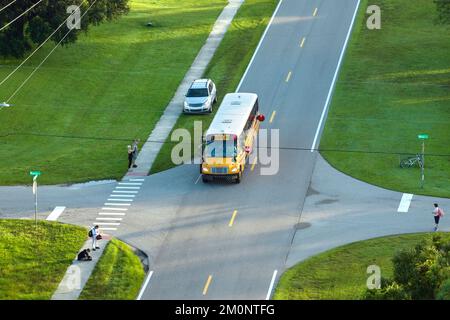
[{"left": 201, "top": 93, "right": 265, "bottom": 183}]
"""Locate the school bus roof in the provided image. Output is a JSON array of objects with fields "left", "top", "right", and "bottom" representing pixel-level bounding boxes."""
[{"left": 205, "top": 93, "right": 258, "bottom": 137}]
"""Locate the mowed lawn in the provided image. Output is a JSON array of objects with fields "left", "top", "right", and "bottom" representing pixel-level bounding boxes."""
[
  {"left": 79, "top": 239, "right": 145, "bottom": 300},
  {"left": 151, "top": 0, "right": 278, "bottom": 174},
  {"left": 0, "top": 0, "right": 226, "bottom": 185},
  {"left": 274, "top": 233, "right": 450, "bottom": 300},
  {"left": 0, "top": 219, "right": 86, "bottom": 299},
  {"left": 320, "top": 0, "right": 450, "bottom": 198}
]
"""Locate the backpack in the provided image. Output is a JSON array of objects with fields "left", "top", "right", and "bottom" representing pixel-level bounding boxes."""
[
  {"left": 438, "top": 208, "right": 445, "bottom": 217},
  {"left": 88, "top": 229, "right": 93, "bottom": 237}
]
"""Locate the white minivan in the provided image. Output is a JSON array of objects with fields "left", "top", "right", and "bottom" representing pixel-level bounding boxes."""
[{"left": 183, "top": 79, "right": 217, "bottom": 113}]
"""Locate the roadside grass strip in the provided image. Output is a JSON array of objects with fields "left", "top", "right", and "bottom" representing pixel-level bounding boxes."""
[
  {"left": 0, "top": 220, "right": 86, "bottom": 299},
  {"left": 79, "top": 239, "right": 145, "bottom": 300},
  {"left": 274, "top": 233, "right": 450, "bottom": 300}
]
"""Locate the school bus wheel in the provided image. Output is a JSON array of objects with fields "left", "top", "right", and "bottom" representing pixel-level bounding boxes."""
[{"left": 235, "top": 168, "right": 242, "bottom": 184}]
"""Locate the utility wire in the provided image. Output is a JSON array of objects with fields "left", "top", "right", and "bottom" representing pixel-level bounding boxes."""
[
  {"left": 0, "top": 0, "right": 84, "bottom": 89},
  {"left": 0, "top": 0, "right": 17, "bottom": 14},
  {"left": 6, "top": 1, "right": 98, "bottom": 102},
  {"left": 0, "top": 0, "right": 44, "bottom": 32},
  {"left": 0, "top": 131, "right": 448, "bottom": 158}
]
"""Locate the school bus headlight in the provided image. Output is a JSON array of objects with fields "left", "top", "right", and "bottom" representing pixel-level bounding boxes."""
[
  {"left": 202, "top": 167, "right": 209, "bottom": 172},
  {"left": 231, "top": 167, "right": 238, "bottom": 173}
]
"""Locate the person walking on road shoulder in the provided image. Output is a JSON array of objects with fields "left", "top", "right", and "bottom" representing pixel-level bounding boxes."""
[
  {"left": 132, "top": 139, "right": 139, "bottom": 168},
  {"left": 89, "top": 225, "right": 100, "bottom": 250},
  {"left": 127, "top": 145, "right": 133, "bottom": 169},
  {"left": 433, "top": 203, "right": 445, "bottom": 231}
]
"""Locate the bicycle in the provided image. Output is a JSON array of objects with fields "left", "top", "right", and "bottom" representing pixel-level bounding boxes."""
[{"left": 400, "top": 154, "right": 423, "bottom": 168}]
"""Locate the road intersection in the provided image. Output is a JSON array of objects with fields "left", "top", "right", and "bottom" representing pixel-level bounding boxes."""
[{"left": 1, "top": 0, "right": 448, "bottom": 300}]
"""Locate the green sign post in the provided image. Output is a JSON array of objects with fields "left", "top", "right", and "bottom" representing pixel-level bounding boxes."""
[
  {"left": 417, "top": 134, "right": 428, "bottom": 189},
  {"left": 30, "top": 171, "right": 42, "bottom": 227}
]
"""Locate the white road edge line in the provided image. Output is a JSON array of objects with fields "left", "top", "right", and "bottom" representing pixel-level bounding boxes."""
[
  {"left": 137, "top": 270, "right": 154, "bottom": 300},
  {"left": 310, "top": 0, "right": 361, "bottom": 152},
  {"left": 398, "top": 193, "right": 414, "bottom": 213},
  {"left": 195, "top": 174, "right": 201, "bottom": 184},
  {"left": 46, "top": 206, "right": 66, "bottom": 221},
  {"left": 266, "top": 270, "right": 278, "bottom": 300},
  {"left": 236, "top": 0, "right": 284, "bottom": 91}
]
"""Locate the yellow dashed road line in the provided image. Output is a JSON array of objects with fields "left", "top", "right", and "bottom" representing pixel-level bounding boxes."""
[
  {"left": 203, "top": 275, "right": 213, "bottom": 295},
  {"left": 229, "top": 210, "right": 238, "bottom": 227},
  {"left": 286, "top": 71, "right": 292, "bottom": 82}
]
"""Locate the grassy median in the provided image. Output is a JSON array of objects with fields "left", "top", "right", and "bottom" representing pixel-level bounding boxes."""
[
  {"left": 274, "top": 233, "right": 450, "bottom": 300},
  {"left": 150, "top": 0, "right": 279, "bottom": 174},
  {"left": 0, "top": 219, "right": 86, "bottom": 300},
  {"left": 0, "top": 0, "right": 226, "bottom": 185},
  {"left": 79, "top": 238, "right": 145, "bottom": 300},
  {"left": 320, "top": 0, "right": 450, "bottom": 198}
]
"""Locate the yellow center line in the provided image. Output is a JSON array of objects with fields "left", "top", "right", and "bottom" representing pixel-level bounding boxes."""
[
  {"left": 269, "top": 110, "right": 277, "bottom": 123},
  {"left": 229, "top": 210, "right": 238, "bottom": 227},
  {"left": 300, "top": 37, "right": 306, "bottom": 48},
  {"left": 285, "top": 71, "right": 292, "bottom": 82},
  {"left": 203, "top": 275, "right": 213, "bottom": 295},
  {"left": 313, "top": 8, "right": 318, "bottom": 16},
  {"left": 251, "top": 157, "right": 258, "bottom": 171}
]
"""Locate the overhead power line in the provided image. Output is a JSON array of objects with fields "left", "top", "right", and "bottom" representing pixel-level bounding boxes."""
[
  {"left": 0, "top": 0, "right": 17, "bottom": 14},
  {"left": 0, "top": 131, "right": 449, "bottom": 158},
  {"left": 0, "top": 0, "right": 85, "bottom": 89},
  {"left": 0, "top": 0, "right": 44, "bottom": 32},
  {"left": 6, "top": 0, "right": 99, "bottom": 103}
]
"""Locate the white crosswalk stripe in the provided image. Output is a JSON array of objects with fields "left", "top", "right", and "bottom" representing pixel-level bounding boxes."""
[{"left": 99, "top": 212, "right": 126, "bottom": 216}]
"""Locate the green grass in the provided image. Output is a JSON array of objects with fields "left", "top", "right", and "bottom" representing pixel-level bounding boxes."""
[
  {"left": 150, "top": 0, "right": 279, "bottom": 174},
  {"left": 274, "top": 233, "right": 450, "bottom": 300},
  {"left": 79, "top": 238, "right": 145, "bottom": 300},
  {"left": 0, "top": 0, "right": 227, "bottom": 185},
  {"left": 0, "top": 219, "right": 86, "bottom": 299},
  {"left": 320, "top": 0, "right": 450, "bottom": 198}
]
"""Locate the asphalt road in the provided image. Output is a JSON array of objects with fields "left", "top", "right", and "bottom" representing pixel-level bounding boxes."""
[
  {"left": 0, "top": 0, "right": 361, "bottom": 300},
  {"left": 119, "top": 0, "right": 361, "bottom": 300}
]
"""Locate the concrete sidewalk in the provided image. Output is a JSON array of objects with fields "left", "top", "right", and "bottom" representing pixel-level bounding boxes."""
[
  {"left": 52, "top": 237, "right": 111, "bottom": 300},
  {"left": 51, "top": 0, "right": 245, "bottom": 300},
  {"left": 285, "top": 155, "right": 450, "bottom": 268},
  {"left": 126, "top": 0, "right": 245, "bottom": 177}
]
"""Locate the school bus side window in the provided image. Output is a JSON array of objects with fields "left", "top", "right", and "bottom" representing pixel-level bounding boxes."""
[{"left": 245, "top": 102, "right": 258, "bottom": 131}]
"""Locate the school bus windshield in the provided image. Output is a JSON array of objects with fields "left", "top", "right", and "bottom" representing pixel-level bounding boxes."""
[{"left": 204, "top": 140, "right": 237, "bottom": 158}]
